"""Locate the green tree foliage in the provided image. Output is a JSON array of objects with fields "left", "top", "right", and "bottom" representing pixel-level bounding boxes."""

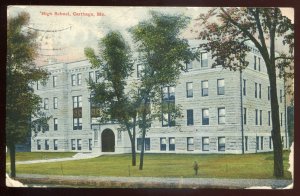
[
  {"left": 6, "top": 12, "right": 49, "bottom": 178},
  {"left": 85, "top": 31, "right": 138, "bottom": 166},
  {"left": 130, "top": 11, "right": 199, "bottom": 170},
  {"left": 194, "top": 8, "right": 294, "bottom": 178}
]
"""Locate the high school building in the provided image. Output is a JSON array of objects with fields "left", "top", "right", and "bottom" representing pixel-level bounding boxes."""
[{"left": 31, "top": 41, "right": 289, "bottom": 154}]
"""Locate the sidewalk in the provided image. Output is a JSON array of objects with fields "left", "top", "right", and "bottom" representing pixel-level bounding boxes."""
[
  {"left": 14, "top": 174, "right": 293, "bottom": 189},
  {"left": 11, "top": 153, "right": 102, "bottom": 165}
]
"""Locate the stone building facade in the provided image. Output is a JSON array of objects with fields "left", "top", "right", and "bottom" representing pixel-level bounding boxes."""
[{"left": 31, "top": 41, "right": 289, "bottom": 154}]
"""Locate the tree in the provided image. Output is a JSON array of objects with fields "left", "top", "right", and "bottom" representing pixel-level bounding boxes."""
[
  {"left": 194, "top": 8, "right": 294, "bottom": 178},
  {"left": 6, "top": 12, "right": 49, "bottom": 178},
  {"left": 84, "top": 31, "right": 138, "bottom": 166},
  {"left": 130, "top": 11, "right": 199, "bottom": 170}
]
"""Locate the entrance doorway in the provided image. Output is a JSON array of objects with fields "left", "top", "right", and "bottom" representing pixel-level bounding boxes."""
[{"left": 101, "top": 129, "right": 115, "bottom": 152}]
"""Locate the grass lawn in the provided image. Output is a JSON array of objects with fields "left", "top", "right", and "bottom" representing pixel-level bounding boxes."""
[
  {"left": 6, "top": 152, "right": 76, "bottom": 163},
  {"left": 7, "top": 151, "right": 292, "bottom": 179}
]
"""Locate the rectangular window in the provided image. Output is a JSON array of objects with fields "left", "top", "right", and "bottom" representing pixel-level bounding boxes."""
[
  {"left": 169, "top": 86, "right": 175, "bottom": 100},
  {"left": 268, "top": 111, "right": 271, "bottom": 126},
  {"left": 137, "top": 64, "right": 144, "bottom": 78},
  {"left": 260, "top": 110, "right": 262, "bottom": 125},
  {"left": 95, "top": 71, "right": 100, "bottom": 83},
  {"left": 186, "top": 62, "right": 193, "bottom": 70},
  {"left": 77, "top": 139, "right": 82, "bottom": 150},
  {"left": 259, "top": 84, "right": 262, "bottom": 99},
  {"left": 201, "top": 80, "right": 208, "bottom": 96},
  {"left": 245, "top": 136, "right": 248, "bottom": 151},
  {"left": 73, "top": 96, "right": 82, "bottom": 130},
  {"left": 54, "top": 139, "right": 58, "bottom": 150},
  {"left": 72, "top": 74, "right": 76, "bottom": 86},
  {"left": 162, "top": 86, "right": 175, "bottom": 101},
  {"left": 202, "top": 108, "right": 209, "bottom": 125},
  {"left": 217, "top": 79, "right": 225, "bottom": 95},
  {"left": 77, "top": 73, "right": 82, "bottom": 85},
  {"left": 202, "top": 137, "right": 209, "bottom": 151},
  {"left": 258, "top": 57, "right": 261, "bottom": 71},
  {"left": 187, "top": 109, "right": 194, "bottom": 126},
  {"left": 187, "top": 137, "right": 194, "bottom": 151},
  {"left": 269, "top": 136, "right": 272, "bottom": 149},
  {"left": 145, "top": 138, "right": 150, "bottom": 151},
  {"left": 201, "top": 52, "right": 208, "bottom": 67},
  {"left": 73, "top": 118, "right": 83, "bottom": 130},
  {"left": 71, "top": 139, "right": 76, "bottom": 150},
  {"left": 160, "top": 137, "right": 166, "bottom": 151},
  {"left": 254, "top": 55, "right": 257, "bottom": 70},
  {"left": 89, "top": 71, "right": 94, "bottom": 82},
  {"left": 218, "top": 137, "right": 225, "bottom": 151},
  {"left": 161, "top": 87, "right": 176, "bottom": 127},
  {"left": 137, "top": 138, "right": 142, "bottom": 151},
  {"left": 256, "top": 136, "right": 259, "bottom": 150},
  {"left": 243, "top": 79, "right": 246, "bottom": 96},
  {"left": 255, "top": 109, "right": 258, "bottom": 125},
  {"left": 73, "top": 96, "right": 78, "bottom": 108},
  {"left": 255, "top": 82, "right": 258, "bottom": 98},
  {"left": 243, "top": 108, "right": 247, "bottom": 125},
  {"left": 186, "top": 82, "right": 193, "bottom": 98},
  {"left": 89, "top": 139, "right": 92, "bottom": 150},
  {"left": 45, "top": 139, "right": 49, "bottom": 150},
  {"left": 44, "top": 98, "right": 49, "bottom": 110},
  {"left": 280, "top": 89, "right": 283, "bottom": 103},
  {"left": 261, "top": 136, "right": 264, "bottom": 150},
  {"left": 54, "top": 118, "right": 58, "bottom": 131},
  {"left": 37, "top": 140, "right": 41, "bottom": 150},
  {"left": 268, "top": 86, "right": 270, "bottom": 100},
  {"left": 280, "top": 112, "right": 283, "bottom": 126},
  {"left": 162, "top": 113, "right": 169, "bottom": 127},
  {"left": 53, "top": 76, "right": 57, "bottom": 87},
  {"left": 137, "top": 138, "right": 150, "bottom": 151},
  {"left": 218, "top": 107, "right": 226, "bottom": 124},
  {"left": 162, "top": 86, "right": 169, "bottom": 101},
  {"left": 53, "top": 97, "right": 58, "bottom": 109},
  {"left": 169, "top": 137, "right": 175, "bottom": 151}
]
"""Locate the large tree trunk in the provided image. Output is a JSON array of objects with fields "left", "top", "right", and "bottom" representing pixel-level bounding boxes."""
[
  {"left": 131, "top": 141, "right": 136, "bottom": 166},
  {"left": 268, "top": 66, "right": 284, "bottom": 178},
  {"left": 8, "top": 143, "right": 16, "bottom": 178},
  {"left": 139, "top": 112, "right": 147, "bottom": 170},
  {"left": 139, "top": 127, "right": 146, "bottom": 170},
  {"left": 125, "top": 120, "right": 136, "bottom": 166},
  {"left": 132, "top": 120, "right": 136, "bottom": 166}
]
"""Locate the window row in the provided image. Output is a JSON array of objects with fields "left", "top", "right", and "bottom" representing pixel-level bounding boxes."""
[
  {"left": 243, "top": 81, "right": 283, "bottom": 103},
  {"left": 37, "top": 139, "right": 58, "bottom": 150},
  {"left": 253, "top": 55, "right": 262, "bottom": 71},
  {"left": 43, "top": 97, "right": 58, "bottom": 110},
  {"left": 243, "top": 108, "right": 283, "bottom": 127},
  {"left": 137, "top": 137, "right": 226, "bottom": 152},
  {"left": 36, "top": 76, "right": 57, "bottom": 90},
  {"left": 186, "top": 108, "right": 225, "bottom": 126},
  {"left": 36, "top": 71, "right": 105, "bottom": 90},
  {"left": 37, "top": 139, "right": 93, "bottom": 151},
  {"left": 244, "top": 136, "right": 276, "bottom": 152},
  {"left": 186, "top": 79, "right": 224, "bottom": 98},
  {"left": 186, "top": 52, "right": 208, "bottom": 70},
  {"left": 72, "top": 73, "right": 82, "bottom": 86}
]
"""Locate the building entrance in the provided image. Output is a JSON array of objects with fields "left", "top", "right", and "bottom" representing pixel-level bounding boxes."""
[{"left": 101, "top": 129, "right": 115, "bottom": 152}]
